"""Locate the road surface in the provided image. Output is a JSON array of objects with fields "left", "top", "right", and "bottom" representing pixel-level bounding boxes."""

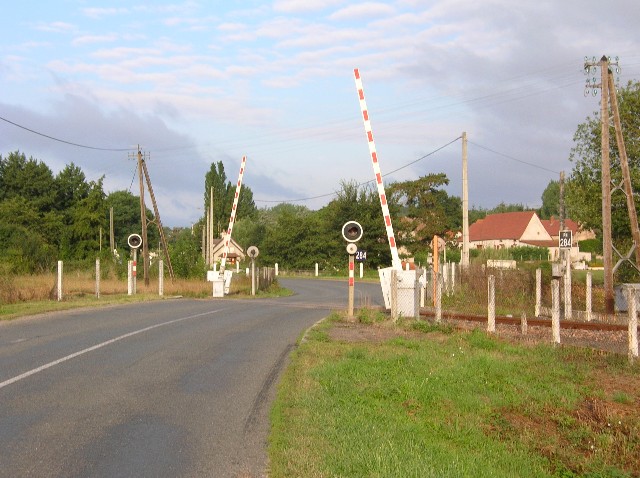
[{"left": 0, "top": 278, "right": 384, "bottom": 477}]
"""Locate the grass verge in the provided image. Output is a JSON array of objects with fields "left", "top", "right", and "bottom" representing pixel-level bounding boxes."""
[{"left": 269, "top": 315, "right": 640, "bottom": 477}]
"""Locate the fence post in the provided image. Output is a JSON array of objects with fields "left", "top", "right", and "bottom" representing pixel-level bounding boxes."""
[
  {"left": 159, "top": 259, "right": 164, "bottom": 296},
  {"left": 435, "top": 273, "right": 442, "bottom": 323},
  {"left": 564, "top": 254, "right": 572, "bottom": 320},
  {"left": 391, "top": 269, "right": 398, "bottom": 321},
  {"left": 57, "top": 260, "right": 63, "bottom": 301},
  {"left": 443, "top": 263, "right": 449, "bottom": 296},
  {"left": 535, "top": 268, "right": 541, "bottom": 317},
  {"left": 127, "top": 260, "right": 133, "bottom": 295},
  {"left": 626, "top": 286, "right": 639, "bottom": 363},
  {"left": 520, "top": 312, "right": 527, "bottom": 336},
  {"left": 487, "top": 275, "right": 495, "bottom": 333},
  {"left": 275, "top": 263, "right": 279, "bottom": 276},
  {"left": 95, "top": 258, "right": 100, "bottom": 299},
  {"left": 450, "top": 262, "right": 456, "bottom": 293},
  {"left": 552, "top": 279, "right": 561, "bottom": 345},
  {"left": 586, "top": 271, "right": 592, "bottom": 322}
]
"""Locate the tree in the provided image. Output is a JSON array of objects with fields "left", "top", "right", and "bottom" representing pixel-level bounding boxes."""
[
  {"left": 168, "top": 228, "right": 206, "bottom": 278},
  {"left": 540, "top": 180, "right": 560, "bottom": 219},
  {"left": 204, "top": 161, "right": 257, "bottom": 237},
  {"left": 566, "top": 80, "right": 640, "bottom": 240},
  {"left": 59, "top": 178, "right": 106, "bottom": 260},
  {"left": 55, "top": 163, "right": 90, "bottom": 211},
  {"left": 105, "top": 190, "right": 158, "bottom": 255},
  {"left": 388, "top": 173, "right": 460, "bottom": 256},
  {"left": 0, "top": 151, "right": 57, "bottom": 212}
]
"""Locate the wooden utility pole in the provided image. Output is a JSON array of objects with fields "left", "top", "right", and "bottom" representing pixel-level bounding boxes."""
[
  {"left": 608, "top": 71, "right": 640, "bottom": 272},
  {"left": 209, "top": 186, "right": 214, "bottom": 267},
  {"left": 130, "top": 146, "right": 175, "bottom": 284},
  {"left": 598, "top": 56, "right": 614, "bottom": 314},
  {"left": 140, "top": 158, "right": 175, "bottom": 281},
  {"left": 137, "top": 147, "right": 150, "bottom": 286},
  {"left": 461, "top": 132, "right": 470, "bottom": 268}
]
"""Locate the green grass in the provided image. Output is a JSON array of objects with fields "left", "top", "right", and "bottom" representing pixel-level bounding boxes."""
[{"left": 269, "top": 319, "right": 640, "bottom": 477}]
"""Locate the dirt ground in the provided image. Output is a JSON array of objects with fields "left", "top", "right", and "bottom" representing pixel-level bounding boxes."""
[{"left": 328, "top": 317, "right": 634, "bottom": 357}]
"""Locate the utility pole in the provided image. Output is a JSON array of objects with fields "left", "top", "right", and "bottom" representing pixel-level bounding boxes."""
[
  {"left": 607, "top": 71, "right": 640, "bottom": 273},
  {"left": 140, "top": 158, "right": 175, "bottom": 281},
  {"left": 461, "top": 132, "right": 470, "bottom": 269},
  {"left": 137, "top": 146, "right": 150, "bottom": 286},
  {"left": 209, "top": 186, "right": 214, "bottom": 267},
  {"left": 129, "top": 146, "right": 175, "bottom": 285},
  {"left": 584, "top": 55, "right": 614, "bottom": 314}
]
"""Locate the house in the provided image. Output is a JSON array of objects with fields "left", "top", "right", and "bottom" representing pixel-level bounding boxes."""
[
  {"left": 211, "top": 234, "right": 245, "bottom": 265},
  {"left": 467, "top": 211, "right": 591, "bottom": 262}
]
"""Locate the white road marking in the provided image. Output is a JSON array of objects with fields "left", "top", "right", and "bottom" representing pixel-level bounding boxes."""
[{"left": 0, "top": 308, "right": 226, "bottom": 390}]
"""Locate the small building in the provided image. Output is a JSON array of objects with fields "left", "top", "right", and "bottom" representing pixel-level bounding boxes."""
[
  {"left": 211, "top": 234, "right": 245, "bottom": 265},
  {"left": 467, "top": 211, "right": 591, "bottom": 262}
]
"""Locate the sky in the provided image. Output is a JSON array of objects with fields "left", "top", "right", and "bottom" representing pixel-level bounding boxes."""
[{"left": 1, "top": 1, "right": 639, "bottom": 228}]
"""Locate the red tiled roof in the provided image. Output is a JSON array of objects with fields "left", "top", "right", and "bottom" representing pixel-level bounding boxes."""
[
  {"left": 541, "top": 217, "right": 579, "bottom": 236},
  {"left": 468, "top": 211, "right": 537, "bottom": 241}
]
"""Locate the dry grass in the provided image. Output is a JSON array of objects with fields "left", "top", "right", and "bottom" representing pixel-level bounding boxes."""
[
  {"left": 0, "top": 271, "right": 217, "bottom": 303},
  {"left": 0, "top": 271, "right": 262, "bottom": 320}
]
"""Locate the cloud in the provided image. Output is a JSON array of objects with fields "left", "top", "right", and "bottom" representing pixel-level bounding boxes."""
[
  {"left": 32, "top": 21, "right": 76, "bottom": 34},
  {"left": 72, "top": 34, "right": 119, "bottom": 46},
  {"left": 329, "top": 2, "right": 396, "bottom": 21},
  {"left": 82, "top": 7, "right": 129, "bottom": 19},
  {"left": 273, "top": 0, "right": 345, "bottom": 14}
]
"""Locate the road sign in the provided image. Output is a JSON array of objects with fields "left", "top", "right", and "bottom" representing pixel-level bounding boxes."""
[
  {"left": 559, "top": 230, "right": 572, "bottom": 249},
  {"left": 355, "top": 250, "right": 367, "bottom": 261}
]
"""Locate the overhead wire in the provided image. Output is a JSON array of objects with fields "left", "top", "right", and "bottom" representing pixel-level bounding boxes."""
[{"left": 0, "top": 115, "right": 132, "bottom": 152}]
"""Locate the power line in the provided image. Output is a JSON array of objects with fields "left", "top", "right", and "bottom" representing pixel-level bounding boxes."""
[
  {"left": 0, "top": 115, "right": 131, "bottom": 152},
  {"left": 255, "top": 136, "right": 462, "bottom": 203},
  {"left": 468, "top": 140, "right": 561, "bottom": 174}
]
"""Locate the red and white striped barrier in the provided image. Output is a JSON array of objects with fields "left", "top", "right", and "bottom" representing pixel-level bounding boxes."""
[
  {"left": 353, "top": 68, "right": 401, "bottom": 270},
  {"left": 220, "top": 155, "right": 247, "bottom": 272}
]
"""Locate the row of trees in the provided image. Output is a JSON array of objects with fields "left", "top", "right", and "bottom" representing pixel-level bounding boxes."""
[
  {"left": 3, "top": 80, "right": 639, "bottom": 278},
  {"left": 0, "top": 151, "right": 157, "bottom": 273}
]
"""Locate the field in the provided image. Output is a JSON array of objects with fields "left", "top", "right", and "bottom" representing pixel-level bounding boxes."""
[
  {"left": 0, "top": 270, "right": 278, "bottom": 320},
  {"left": 269, "top": 313, "right": 640, "bottom": 478}
]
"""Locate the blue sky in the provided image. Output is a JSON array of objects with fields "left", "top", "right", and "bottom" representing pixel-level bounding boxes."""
[{"left": 1, "top": 1, "right": 639, "bottom": 227}]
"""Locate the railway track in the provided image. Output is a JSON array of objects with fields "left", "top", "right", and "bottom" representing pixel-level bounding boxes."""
[{"left": 419, "top": 310, "right": 637, "bottom": 332}]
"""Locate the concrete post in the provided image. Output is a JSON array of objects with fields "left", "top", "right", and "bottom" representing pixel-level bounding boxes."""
[
  {"left": 315, "top": 263, "right": 318, "bottom": 277},
  {"left": 487, "top": 275, "right": 495, "bottom": 333},
  {"left": 552, "top": 279, "right": 561, "bottom": 344},
  {"left": 127, "top": 260, "right": 133, "bottom": 296},
  {"left": 626, "top": 286, "right": 639, "bottom": 363},
  {"left": 95, "top": 259, "right": 100, "bottom": 299},
  {"left": 586, "top": 271, "right": 592, "bottom": 322},
  {"left": 564, "top": 254, "right": 572, "bottom": 319},
  {"left": 435, "top": 273, "right": 442, "bottom": 323},
  {"left": 57, "top": 260, "right": 63, "bottom": 301},
  {"left": 159, "top": 259, "right": 164, "bottom": 296},
  {"left": 535, "top": 268, "right": 541, "bottom": 317}
]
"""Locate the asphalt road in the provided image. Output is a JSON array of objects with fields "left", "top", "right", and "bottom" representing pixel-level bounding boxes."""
[{"left": 0, "top": 278, "right": 384, "bottom": 478}]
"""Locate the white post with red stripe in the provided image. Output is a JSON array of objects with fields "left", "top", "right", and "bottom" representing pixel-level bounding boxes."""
[
  {"left": 353, "top": 68, "right": 401, "bottom": 270},
  {"left": 220, "top": 155, "right": 247, "bottom": 275}
]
